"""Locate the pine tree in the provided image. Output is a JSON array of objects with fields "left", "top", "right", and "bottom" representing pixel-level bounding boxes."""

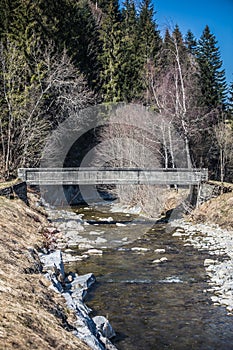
[
  {"left": 158, "top": 26, "right": 188, "bottom": 74},
  {"left": 227, "top": 81, "right": 233, "bottom": 122},
  {"left": 5, "top": 0, "right": 99, "bottom": 91},
  {"left": 98, "top": 0, "right": 122, "bottom": 102},
  {"left": 185, "top": 29, "right": 197, "bottom": 55},
  {"left": 0, "top": 0, "right": 12, "bottom": 38},
  {"left": 138, "top": 0, "right": 161, "bottom": 62},
  {"left": 157, "top": 28, "right": 173, "bottom": 69},
  {"left": 95, "top": 0, "right": 114, "bottom": 12},
  {"left": 197, "top": 25, "right": 227, "bottom": 109},
  {"left": 60, "top": 0, "right": 99, "bottom": 91},
  {"left": 137, "top": 0, "right": 161, "bottom": 102},
  {"left": 120, "top": 0, "right": 140, "bottom": 101},
  {"left": 172, "top": 25, "right": 188, "bottom": 63}
]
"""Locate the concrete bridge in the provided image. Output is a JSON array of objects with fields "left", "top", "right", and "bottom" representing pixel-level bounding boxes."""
[{"left": 18, "top": 168, "right": 208, "bottom": 186}]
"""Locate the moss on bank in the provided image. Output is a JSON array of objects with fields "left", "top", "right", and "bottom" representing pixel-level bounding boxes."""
[{"left": 0, "top": 193, "right": 89, "bottom": 350}]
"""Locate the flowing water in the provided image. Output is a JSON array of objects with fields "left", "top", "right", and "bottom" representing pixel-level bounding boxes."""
[{"left": 64, "top": 205, "right": 233, "bottom": 350}]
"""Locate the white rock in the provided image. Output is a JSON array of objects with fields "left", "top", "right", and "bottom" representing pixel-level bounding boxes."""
[
  {"left": 152, "top": 257, "right": 168, "bottom": 263},
  {"left": 99, "top": 217, "right": 113, "bottom": 222},
  {"left": 40, "top": 250, "right": 65, "bottom": 278},
  {"left": 93, "top": 316, "right": 116, "bottom": 339},
  {"left": 89, "top": 231, "right": 101, "bottom": 235},
  {"left": 170, "top": 219, "right": 233, "bottom": 316},
  {"left": 152, "top": 259, "right": 161, "bottom": 264},
  {"left": 172, "top": 231, "right": 183, "bottom": 237},
  {"left": 95, "top": 237, "right": 107, "bottom": 244},
  {"left": 211, "top": 296, "right": 219, "bottom": 303},
  {"left": 154, "top": 249, "right": 166, "bottom": 254},
  {"left": 62, "top": 254, "right": 84, "bottom": 263},
  {"left": 87, "top": 249, "right": 103, "bottom": 256},
  {"left": 71, "top": 273, "right": 96, "bottom": 291},
  {"left": 131, "top": 247, "right": 149, "bottom": 252},
  {"left": 79, "top": 243, "right": 95, "bottom": 250},
  {"left": 81, "top": 254, "right": 90, "bottom": 260}
]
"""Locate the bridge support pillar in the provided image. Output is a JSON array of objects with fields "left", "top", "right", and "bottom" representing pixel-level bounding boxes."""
[{"left": 189, "top": 184, "right": 202, "bottom": 208}]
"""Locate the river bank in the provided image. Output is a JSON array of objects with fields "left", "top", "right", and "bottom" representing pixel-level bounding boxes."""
[
  {"left": 0, "top": 191, "right": 116, "bottom": 350},
  {"left": 169, "top": 190, "right": 233, "bottom": 315},
  {"left": 0, "top": 193, "right": 88, "bottom": 349}
]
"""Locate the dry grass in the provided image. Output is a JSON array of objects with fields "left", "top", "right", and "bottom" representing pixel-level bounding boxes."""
[
  {"left": 0, "top": 179, "right": 20, "bottom": 190},
  {"left": 190, "top": 191, "right": 233, "bottom": 229},
  {"left": 113, "top": 185, "right": 189, "bottom": 218},
  {"left": 162, "top": 188, "right": 190, "bottom": 213},
  {"left": 0, "top": 194, "right": 89, "bottom": 350}
]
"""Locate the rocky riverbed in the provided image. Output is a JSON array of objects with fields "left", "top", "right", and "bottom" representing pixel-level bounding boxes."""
[
  {"left": 39, "top": 249, "right": 117, "bottom": 350},
  {"left": 36, "top": 202, "right": 123, "bottom": 350},
  {"left": 46, "top": 202, "right": 233, "bottom": 320},
  {"left": 45, "top": 204, "right": 151, "bottom": 263},
  {"left": 39, "top": 203, "right": 156, "bottom": 349},
  {"left": 170, "top": 219, "right": 233, "bottom": 315},
  {"left": 42, "top": 200, "right": 233, "bottom": 349}
]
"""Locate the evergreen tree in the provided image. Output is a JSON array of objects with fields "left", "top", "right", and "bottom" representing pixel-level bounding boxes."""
[
  {"left": 185, "top": 29, "right": 197, "bottom": 55},
  {"left": 98, "top": 0, "right": 122, "bottom": 102},
  {"left": 0, "top": 0, "right": 12, "bottom": 37},
  {"left": 137, "top": 0, "right": 161, "bottom": 102},
  {"left": 95, "top": 0, "right": 114, "bottom": 12},
  {"left": 0, "top": 0, "right": 96, "bottom": 178},
  {"left": 172, "top": 25, "right": 188, "bottom": 63},
  {"left": 158, "top": 28, "right": 173, "bottom": 69},
  {"left": 158, "top": 26, "right": 188, "bottom": 74},
  {"left": 137, "top": 0, "right": 161, "bottom": 62},
  {"left": 60, "top": 0, "right": 99, "bottom": 91},
  {"left": 120, "top": 0, "right": 141, "bottom": 101},
  {"left": 227, "top": 81, "right": 233, "bottom": 121},
  {"left": 2, "top": 0, "right": 99, "bottom": 91},
  {"left": 197, "top": 25, "right": 227, "bottom": 109},
  {"left": 172, "top": 25, "right": 183, "bottom": 45}
]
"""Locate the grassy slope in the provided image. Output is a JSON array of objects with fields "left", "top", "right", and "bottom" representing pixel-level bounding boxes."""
[
  {"left": 0, "top": 193, "right": 89, "bottom": 350},
  {"left": 190, "top": 191, "right": 233, "bottom": 229}
]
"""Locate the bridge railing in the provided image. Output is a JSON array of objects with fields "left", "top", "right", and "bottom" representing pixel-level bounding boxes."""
[{"left": 18, "top": 168, "right": 208, "bottom": 186}]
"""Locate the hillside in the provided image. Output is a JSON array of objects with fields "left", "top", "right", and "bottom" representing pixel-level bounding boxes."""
[
  {"left": 0, "top": 193, "right": 89, "bottom": 350},
  {"left": 190, "top": 190, "right": 233, "bottom": 229}
]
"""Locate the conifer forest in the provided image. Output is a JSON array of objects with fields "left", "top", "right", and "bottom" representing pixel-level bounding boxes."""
[{"left": 0, "top": 0, "right": 233, "bottom": 182}]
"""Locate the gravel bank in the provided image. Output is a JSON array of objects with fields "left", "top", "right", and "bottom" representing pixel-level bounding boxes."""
[{"left": 170, "top": 219, "right": 233, "bottom": 314}]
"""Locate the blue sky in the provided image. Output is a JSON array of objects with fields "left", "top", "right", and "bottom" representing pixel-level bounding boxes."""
[{"left": 154, "top": 0, "right": 233, "bottom": 86}]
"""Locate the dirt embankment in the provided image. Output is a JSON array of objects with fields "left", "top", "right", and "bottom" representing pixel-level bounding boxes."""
[
  {"left": 0, "top": 192, "right": 89, "bottom": 350},
  {"left": 189, "top": 190, "right": 233, "bottom": 229}
]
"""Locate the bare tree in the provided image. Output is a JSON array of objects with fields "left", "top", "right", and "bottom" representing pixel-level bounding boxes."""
[
  {"left": 0, "top": 38, "right": 94, "bottom": 179},
  {"left": 146, "top": 29, "right": 215, "bottom": 169},
  {"left": 93, "top": 104, "right": 186, "bottom": 216},
  {"left": 214, "top": 118, "right": 233, "bottom": 185}
]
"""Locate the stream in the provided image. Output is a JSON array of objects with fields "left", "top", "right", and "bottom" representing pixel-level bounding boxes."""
[{"left": 60, "top": 205, "right": 233, "bottom": 350}]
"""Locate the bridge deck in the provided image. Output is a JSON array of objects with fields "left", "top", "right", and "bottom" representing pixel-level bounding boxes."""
[{"left": 18, "top": 168, "right": 208, "bottom": 186}]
